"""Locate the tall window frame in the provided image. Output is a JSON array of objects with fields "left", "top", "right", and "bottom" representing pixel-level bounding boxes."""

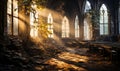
[
  {"left": 30, "top": 5, "right": 39, "bottom": 37},
  {"left": 99, "top": 4, "right": 109, "bottom": 35},
  {"left": 62, "top": 16, "right": 69, "bottom": 38},
  {"left": 7, "top": 0, "right": 18, "bottom": 35},
  {"left": 47, "top": 13, "right": 53, "bottom": 38},
  {"left": 84, "top": 1, "right": 92, "bottom": 40},
  {"left": 75, "top": 15, "right": 79, "bottom": 38}
]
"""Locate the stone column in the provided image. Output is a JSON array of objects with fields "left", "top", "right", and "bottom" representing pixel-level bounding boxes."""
[{"left": 0, "top": 0, "right": 7, "bottom": 40}]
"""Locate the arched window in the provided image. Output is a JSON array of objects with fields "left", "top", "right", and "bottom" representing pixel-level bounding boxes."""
[
  {"left": 84, "top": 1, "right": 91, "bottom": 12},
  {"left": 100, "top": 4, "right": 108, "bottom": 35},
  {"left": 84, "top": 1, "right": 92, "bottom": 40},
  {"left": 7, "top": 0, "right": 18, "bottom": 35},
  {"left": 47, "top": 13, "right": 53, "bottom": 38},
  {"left": 30, "top": 5, "right": 39, "bottom": 37},
  {"left": 62, "top": 16, "right": 69, "bottom": 38},
  {"left": 75, "top": 15, "right": 79, "bottom": 38}
]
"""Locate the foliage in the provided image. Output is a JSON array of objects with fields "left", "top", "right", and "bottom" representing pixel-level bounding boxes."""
[
  {"left": 87, "top": 9, "right": 100, "bottom": 27},
  {"left": 17, "top": 0, "right": 47, "bottom": 14},
  {"left": 84, "top": 9, "right": 100, "bottom": 40},
  {"left": 38, "top": 17, "right": 50, "bottom": 43},
  {"left": 17, "top": 0, "right": 51, "bottom": 44}
]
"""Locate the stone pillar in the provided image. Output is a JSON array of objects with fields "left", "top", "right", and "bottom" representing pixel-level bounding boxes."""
[{"left": 0, "top": 0, "right": 7, "bottom": 40}]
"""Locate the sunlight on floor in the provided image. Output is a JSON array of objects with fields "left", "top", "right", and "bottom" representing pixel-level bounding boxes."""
[
  {"left": 35, "top": 52, "right": 89, "bottom": 70},
  {"left": 58, "top": 52, "right": 89, "bottom": 63},
  {"left": 44, "top": 58, "right": 87, "bottom": 71}
]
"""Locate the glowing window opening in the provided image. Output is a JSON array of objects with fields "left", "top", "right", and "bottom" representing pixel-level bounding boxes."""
[
  {"left": 84, "top": 1, "right": 91, "bottom": 40},
  {"left": 47, "top": 13, "right": 53, "bottom": 38},
  {"left": 75, "top": 15, "right": 79, "bottom": 38},
  {"left": 84, "top": 1, "right": 91, "bottom": 13},
  {"left": 62, "top": 16, "right": 69, "bottom": 38},
  {"left": 100, "top": 4, "right": 108, "bottom": 35},
  {"left": 7, "top": 0, "right": 18, "bottom": 35},
  {"left": 30, "top": 5, "right": 39, "bottom": 37}
]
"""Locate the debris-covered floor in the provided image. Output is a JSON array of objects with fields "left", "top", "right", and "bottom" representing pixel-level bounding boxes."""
[
  {"left": 33, "top": 47, "right": 120, "bottom": 71},
  {"left": 0, "top": 42, "right": 120, "bottom": 71}
]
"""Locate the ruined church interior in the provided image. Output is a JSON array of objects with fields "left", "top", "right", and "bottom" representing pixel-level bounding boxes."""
[{"left": 0, "top": 0, "right": 120, "bottom": 71}]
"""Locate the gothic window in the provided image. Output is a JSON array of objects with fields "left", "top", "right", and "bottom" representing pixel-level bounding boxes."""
[
  {"left": 62, "top": 16, "right": 69, "bottom": 38},
  {"left": 75, "top": 15, "right": 79, "bottom": 38},
  {"left": 100, "top": 4, "right": 108, "bottom": 35},
  {"left": 7, "top": 0, "right": 18, "bottom": 35},
  {"left": 47, "top": 13, "right": 53, "bottom": 38},
  {"left": 84, "top": 1, "right": 91, "bottom": 12},
  {"left": 84, "top": 1, "right": 92, "bottom": 40},
  {"left": 30, "top": 5, "right": 39, "bottom": 37}
]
